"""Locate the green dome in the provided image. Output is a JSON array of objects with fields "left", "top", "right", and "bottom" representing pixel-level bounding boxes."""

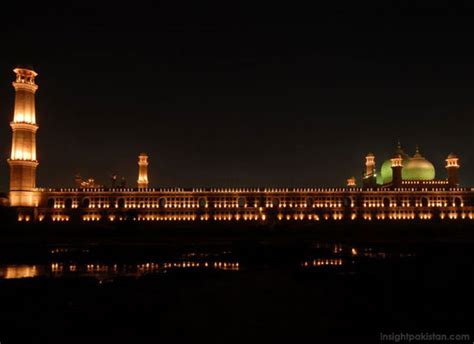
[
  {"left": 376, "top": 171, "right": 384, "bottom": 185},
  {"left": 379, "top": 146, "right": 435, "bottom": 184},
  {"left": 403, "top": 151, "right": 435, "bottom": 180}
]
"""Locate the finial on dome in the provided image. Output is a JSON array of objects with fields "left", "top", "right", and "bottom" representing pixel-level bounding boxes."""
[
  {"left": 414, "top": 144, "right": 422, "bottom": 157},
  {"left": 395, "top": 140, "right": 405, "bottom": 155}
]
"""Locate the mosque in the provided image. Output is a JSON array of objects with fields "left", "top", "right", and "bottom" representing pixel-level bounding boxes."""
[
  {"left": 4, "top": 67, "right": 474, "bottom": 223},
  {"left": 352, "top": 142, "right": 460, "bottom": 190},
  {"left": 378, "top": 144, "right": 436, "bottom": 184}
]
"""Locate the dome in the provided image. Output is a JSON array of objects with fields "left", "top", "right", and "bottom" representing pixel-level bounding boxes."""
[
  {"left": 379, "top": 143, "right": 436, "bottom": 183},
  {"left": 376, "top": 172, "right": 384, "bottom": 185},
  {"left": 403, "top": 149, "right": 435, "bottom": 180},
  {"left": 447, "top": 152, "right": 458, "bottom": 159}
]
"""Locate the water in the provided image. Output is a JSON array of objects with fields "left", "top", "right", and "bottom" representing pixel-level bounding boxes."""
[
  {"left": 0, "top": 243, "right": 413, "bottom": 280},
  {"left": 0, "top": 242, "right": 471, "bottom": 343}
]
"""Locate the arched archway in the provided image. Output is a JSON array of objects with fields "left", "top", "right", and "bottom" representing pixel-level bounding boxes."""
[
  {"left": 383, "top": 198, "right": 390, "bottom": 208},
  {"left": 82, "top": 198, "right": 90, "bottom": 208},
  {"left": 198, "top": 197, "right": 207, "bottom": 208},
  {"left": 272, "top": 198, "right": 280, "bottom": 208},
  {"left": 64, "top": 198, "right": 73, "bottom": 209},
  {"left": 237, "top": 197, "right": 246, "bottom": 208},
  {"left": 117, "top": 198, "right": 125, "bottom": 208},
  {"left": 306, "top": 197, "right": 314, "bottom": 208},
  {"left": 343, "top": 197, "right": 351, "bottom": 207},
  {"left": 159, "top": 198, "right": 167, "bottom": 208},
  {"left": 47, "top": 198, "right": 55, "bottom": 208},
  {"left": 454, "top": 197, "right": 462, "bottom": 207},
  {"left": 421, "top": 197, "right": 428, "bottom": 207}
]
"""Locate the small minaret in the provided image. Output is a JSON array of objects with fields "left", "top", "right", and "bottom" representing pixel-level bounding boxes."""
[
  {"left": 347, "top": 176, "right": 356, "bottom": 188},
  {"left": 363, "top": 153, "right": 377, "bottom": 188},
  {"left": 110, "top": 174, "right": 117, "bottom": 188},
  {"left": 7, "top": 67, "right": 40, "bottom": 207},
  {"left": 120, "top": 177, "right": 127, "bottom": 188},
  {"left": 446, "top": 153, "right": 460, "bottom": 187},
  {"left": 75, "top": 174, "right": 83, "bottom": 188},
  {"left": 390, "top": 153, "right": 403, "bottom": 188},
  {"left": 137, "top": 153, "right": 149, "bottom": 189}
]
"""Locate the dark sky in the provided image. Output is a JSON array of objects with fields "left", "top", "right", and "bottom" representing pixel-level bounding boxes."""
[{"left": 0, "top": 1, "right": 473, "bottom": 189}]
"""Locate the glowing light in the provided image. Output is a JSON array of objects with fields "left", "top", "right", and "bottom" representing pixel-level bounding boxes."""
[{"left": 2, "top": 265, "right": 38, "bottom": 279}]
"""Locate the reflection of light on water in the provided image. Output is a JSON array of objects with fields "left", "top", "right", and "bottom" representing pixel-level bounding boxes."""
[
  {"left": 86, "top": 264, "right": 110, "bottom": 273},
  {"left": 364, "top": 252, "right": 386, "bottom": 258},
  {"left": 213, "top": 262, "right": 239, "bottom": 271},
  {"left": 141, "top": 261, "right": 240, "bottom": 271},
  {"left": 1, "top": 265, "right": 38, "bottom": 279},
  {"left": 43, "top": 260, "right": 242, "bottom": 278},
  {"left": 51, "top": 263, "right": 62, "bottom": 272},
  {"left": 361, "top": 250, "right": 387, "bottom": 259},
  {"left": 333, "top": 244, "right": 343, "bottom": 254},
  {"left": 301, "top": 259, "right": 343, "bottom": 268},
  {"left": 50, "top": 248, "right": 69, "bottom": 254}
]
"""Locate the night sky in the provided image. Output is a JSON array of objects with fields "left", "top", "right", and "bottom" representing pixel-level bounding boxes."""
[{"left": 0, "top": 1, "right": 473, "bottom": 190}]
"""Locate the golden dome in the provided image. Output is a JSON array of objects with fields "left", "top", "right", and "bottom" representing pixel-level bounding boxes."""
[{"left": 403, "top": 147, "right": 435, "bottom": 180}]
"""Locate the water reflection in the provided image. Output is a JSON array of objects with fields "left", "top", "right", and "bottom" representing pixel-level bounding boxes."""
[
  {"left": 0, "top": 265, "right": 39, "bottom": 279},
  {"left": 0, "top": 243, "right": 415, "bottom": 279},
  {"left": 299, "top": 243, "right": 415, "bottom": 269},
  {"left": 0, "top": 260, "right": 241, "bottom": 280},
  {"left": 301, "top": 258, "right": 344, "bottom": 268}
]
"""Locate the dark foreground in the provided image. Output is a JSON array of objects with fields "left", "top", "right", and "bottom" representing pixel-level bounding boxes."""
[{"left": 0, "top": 221, "right": 473, "bottom": 343}]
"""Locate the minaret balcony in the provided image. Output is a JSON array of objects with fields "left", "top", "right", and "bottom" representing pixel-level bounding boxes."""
[{"left": 10, "top": 121, "right": 38, "bottom": 132}]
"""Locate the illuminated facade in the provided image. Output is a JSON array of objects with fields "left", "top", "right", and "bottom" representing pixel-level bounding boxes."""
[
  {"left": 8, "top": 67, "right": 40, "bottom": 207},
  {"left": 137, "top": 153, "right": 149, "bottom": 189},
  {"left": 5, "top": 67, "right": 474, "bottom": 223}
]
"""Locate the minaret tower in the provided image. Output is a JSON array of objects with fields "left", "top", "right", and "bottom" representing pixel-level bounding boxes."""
[
  {"left": 362, "top": 153, "right": 377, "bottom": 188},
  {"left": 346, "top": 176, "right": 356, "bottom": 188},
  {"left": 390, "top": 153, "right": 403, "bottom": 188},
  {"left": 8, "top": 67, "right": 40, "bottom": 207},
  {"left": 137, "top": 153, "right": 149, "bottom": 189},
  {"left": 445, "top": 153, "right": 460, "bottom": 187}
]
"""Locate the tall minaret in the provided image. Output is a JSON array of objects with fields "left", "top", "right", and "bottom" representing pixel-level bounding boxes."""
[
  {"left": 137, "top": 153, "right": 149, "bottom": 189},
  {"left": 7, "top": 67, "right": 40, "bottom": 207}
]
